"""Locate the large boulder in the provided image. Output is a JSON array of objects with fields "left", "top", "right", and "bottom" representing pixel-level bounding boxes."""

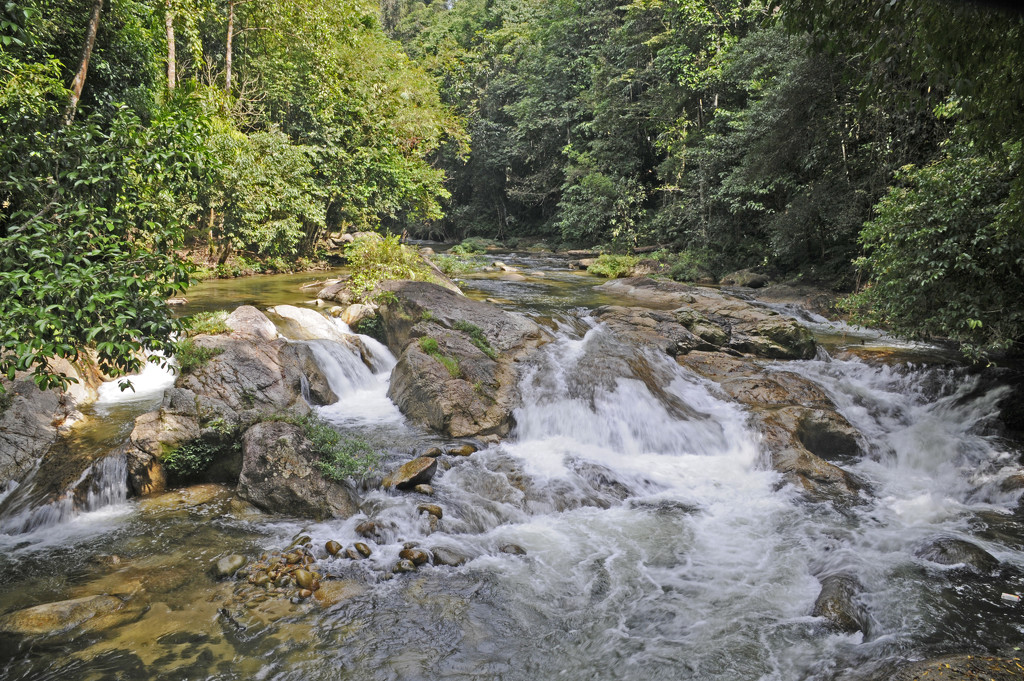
[
  {"left": 120, "top": 306, "right": 344, "bottom": 496},
  {"left": 0, "top": 356, "right": 108, "bottom": 488},
  {"left": 376, "top": 281, "right": 548, "bottom": 439},
  {"left": 237, "top": 421, "right": 360, "bottom": 519}
]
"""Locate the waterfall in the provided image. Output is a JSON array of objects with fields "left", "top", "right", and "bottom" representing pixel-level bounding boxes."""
[{"left": 0, "top": 454, "right": 129, "bottom": 536}]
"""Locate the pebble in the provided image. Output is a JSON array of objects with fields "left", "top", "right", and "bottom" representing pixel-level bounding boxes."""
[
  {"left": 394, "top": 559, "right": 417, "bottom": 573},
  {"left": 345, "top": 547, "right": 362, "bottom": 560},
  {"left": 325, "top": 540, "right": 342, "bottom": 556},
  {"left": 293, "top": 569, "right": 314, "bottom": 589},
  {"left": 354, "top": 543, "right": 372, "bottom": 558}
]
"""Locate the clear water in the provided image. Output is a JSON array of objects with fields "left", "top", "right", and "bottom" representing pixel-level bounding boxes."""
[{"left": 0, "top": 258, "right": 1021, "bottom": 681}]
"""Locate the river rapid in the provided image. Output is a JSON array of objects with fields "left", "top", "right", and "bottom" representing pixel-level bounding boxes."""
[{"left": 0, "top": 253, "right": 1022, "bottom": 680}]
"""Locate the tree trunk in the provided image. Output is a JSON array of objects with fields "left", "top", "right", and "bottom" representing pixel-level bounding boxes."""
[
  {"left": 165, "top": 0, "right": 176, "bottom": 90},
  {"left": 65, "top": 0, "right": 103, "bottom": 125},
  {"left": 225, "top": 1, "right": 234, "bottom": 92}
]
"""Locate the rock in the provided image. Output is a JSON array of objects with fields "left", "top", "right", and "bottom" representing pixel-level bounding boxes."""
[
  {"left": 225, "top": 305, "right": 279, "bottom": 342},
  {"left": 341, "top": 303, "right": 378, "bottom": 328},
  {"left": 399, "top": 548, "right": 430, "bottom": 565},
  {"left": 447, "top": 444, "right": 477, "bottom": 456},
  {"left": 293, "top": 569, "right": 314, "bottom": 589},
  {"left": 120, "top": 306, "right": 346, "bottom": 496},
  {"left": 720, "top": 269, "right": 770, "bottom": 288},
  {"left": 499, "top": 544, "right": 527, "bottom": 556},
  {"left": 166, "top": 297, "right": 188, "bottom": 305},
  {"left": 431, "top": 546, "right": 470, "bottom": 567},
  {"left": 0, "top": 595, "right": 125, "bottom": 636},
  {"left": 812, "top": 574, "right": 868, "bottom": 635},
  {"left": 382, "top": 457, "right": 438, "bottom": 490},
  {"left": 597, "top": 278, "right": 815, "bottom": 360},
  {"left": 237, "top": 421, "right": 361, "bottom": 520},
  {"left": 394, "top": 559, "right": 417, "bottom": 573},
  {"left": 354, "top": 542, "right": 372, "bottom": 558},
  {"left": 376, "top": 281, "right": 548, "bottom": 439},
  {"left": 138, "top": 484, "right": 235, "bottom": 514},
  {"left": 267, "top": 305, "right": 350, "bottom": 346},
  {"left": 417, "top": 504, "right": 443, "bottom": 519},
  {"left": 414, "top": 484, "right": 434, "bottom": 495},
  {"left": 213, "top": 554, "right": 248, "bottom": 578},
  {"left": 355, "top": 519, "right": 398, "bottom": 543},
  {"left": 915, "top": 537, "right": 1000, "bottom": 572},
  {"left": 0, "top": 355, "right": 108, "bottom": 488},
  {"left": 422, "top": 447, "right": 443, "bottom": 458},
  {"left": 344, "top": 547, "right": 361, "bottom": 560},
  {"left": 885, "top": 655, "right": 1024, "bottom": 681},
  {"left": 325, "top": 540, "right": 342, "bottom": 556},
  {"left": 313, "top": 580, "right": 365, "bottom": 608},
  {"left": 317, "top": 281, "right": 354, "bottom": 306}
]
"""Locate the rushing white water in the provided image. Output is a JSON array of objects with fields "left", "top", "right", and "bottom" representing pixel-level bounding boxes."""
[
  {"left": 0, "top": 454, "right": 130, "bottom": 538},
  {"left": 308, "top": 335, "right": 405, "bottom": 430},
  {"left": 93, "top": 356, "right": 176, "bottom": 416},
  {"left": 3, "top": 289, "right": 1023, "bottom": 681}
]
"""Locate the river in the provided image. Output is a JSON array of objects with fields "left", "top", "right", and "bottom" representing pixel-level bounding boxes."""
[{"left": 0, "top": 252, "right": 1021, "bottom": 680}]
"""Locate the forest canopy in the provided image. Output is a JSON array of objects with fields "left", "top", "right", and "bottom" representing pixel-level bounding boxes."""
[{"left": 1, "top": 0, "right": 1022, "bottom": 388}]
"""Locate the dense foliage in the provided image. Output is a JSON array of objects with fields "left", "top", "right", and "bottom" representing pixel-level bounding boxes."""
[
  {"left": 2, "top": 0, "right": 1023, "bottom": 380},
  {"left": 388, "top": 0, "right": 1023, "bottom": 358},
  {"left": 1, "top": 0, "right": 462, "bottom": 389}
]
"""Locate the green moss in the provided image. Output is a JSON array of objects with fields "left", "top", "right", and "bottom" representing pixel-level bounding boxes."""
[
  {"left": 175, "top": 338, "right": 225, "bottom": 374},
  {"left": 452, "top": 320, "right": 498, "bottom": 359},
  {"left": 418, "top": 336, "right": 460, "bottom": 378}
]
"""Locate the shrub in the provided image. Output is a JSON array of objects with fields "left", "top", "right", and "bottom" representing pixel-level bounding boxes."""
[
  {"left": 315, "top": 435, "right": 382, "bottom": 482},
  {"left": 185, "top": 311, "right": 229, "bottom": 336},
  {"left": 432, "top": 254, "right": 486, "bottom": 276},
  {"left": 666, "top": 249, "right": 715, "bottom": 283},
  {"left": 587, "top": 254, "right": 640, "bottom": 278},
  {"left": 163, "top": 439, "right": 219, "bottom": 478},
  {"left": 262, "top": 413, "right": 382, "bottom": 480},
  {"left": 448, "top": 237, "right": 495, "bottom": 255},
  {"left": 345, "top": 234, "right": 437, "bottom": 300}
]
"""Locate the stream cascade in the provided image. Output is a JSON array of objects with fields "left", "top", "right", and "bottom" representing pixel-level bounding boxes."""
[{"left": 0, "top": 252, "right": 1021, "bottom": 681}]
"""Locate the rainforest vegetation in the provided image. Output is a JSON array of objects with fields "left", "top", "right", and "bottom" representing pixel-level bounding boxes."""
[{"left": 1, "top": 0, "right": 1022, "bottom": 388}]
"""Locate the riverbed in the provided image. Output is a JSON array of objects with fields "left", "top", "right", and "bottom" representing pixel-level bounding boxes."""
[{"left": 0, "top": 252, "right": 1021, "bottom": 680}]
